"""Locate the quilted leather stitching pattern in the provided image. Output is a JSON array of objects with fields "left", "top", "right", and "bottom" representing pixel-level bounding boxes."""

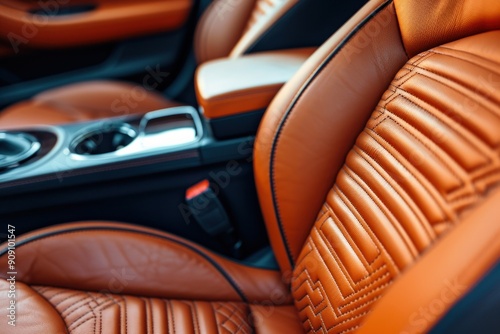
[
  {"left": 35, "top": 286, "right": 252, "bottom": 334},
  {"left": 292, "top": 40, "right": 500, "bottom": 333},
  {"left": 213, "top": 302, "right": 252, "bottom": 334}
]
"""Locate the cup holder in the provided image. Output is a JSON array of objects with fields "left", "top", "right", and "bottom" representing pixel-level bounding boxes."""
[
  {"left": 69, "top": 107, "right": 202, "bottom": 159},
  {"left": 70, "top": 123, "right": 137, "bottom": 155},
  {"left": 0, "top": 132, "right": 41, "bottom": 169}
]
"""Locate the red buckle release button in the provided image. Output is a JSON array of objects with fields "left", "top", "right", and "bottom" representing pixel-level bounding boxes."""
[{"left": 186, "top": 179, "right": 210, "bottom": 200}]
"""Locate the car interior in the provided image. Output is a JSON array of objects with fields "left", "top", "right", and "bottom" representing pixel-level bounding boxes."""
[{"left": 0, "top": 0, "right": 499, "bottom": 333}]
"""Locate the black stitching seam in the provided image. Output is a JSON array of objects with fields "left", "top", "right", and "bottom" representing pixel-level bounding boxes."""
[
  {"left": 269, "top": 0, "right": 394, "bottom": 268},
  {"left": 0, "top": 226, "right": 249, "bottom": 303}
]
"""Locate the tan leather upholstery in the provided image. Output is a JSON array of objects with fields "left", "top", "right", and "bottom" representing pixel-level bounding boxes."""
[
  {"left": 0, "top": 0, "right": 303, "bottom": 129},
  {"left": 357, "top": 188, "right": 500, "bottom": 334},
  {"left": 253, "top": 0, "right": 499, "bottom": 331},
  {"left": 196, "top": 48, "right": 315, "bottom": 119},
  {"left": 254, "top": 0, "right": 408, "bottom": 273},
  {"left": 194, "top": 0, "right": 300, "bottom": 63},
  {"left": 0, "top": 222, "right": 291, "bottom": 302},
  {"left": 31, "top": 288, "right": 252, "bottom": 334},
  {"left": 290, "top": 31, "right": 500, "bottom": 332},
  {"left": 1, "top": 0, "right": 500, "bottom": 333},
  {"left": 0, "top": 279, "right": 68, "bottom": 334},
  {"left": 395, "top": 0, "right": 500, "bottom": 57},
  {"left": 0, "top": 222, "right": 298, "bottom": 333},
  {"left": 0, "top": 81, "right": 179, "bottom": 130},
  {"left": 0, "top": 278, "right": 300, "bottom": 334},
  {"left": 193, "top": 0, "right": 257, "bottom": 63},
  {"left": 0, "top": 0, "right": 193, "bottom": 48},
  {"left": 229, "top": 0, "right": 299, "bottom": 58}
]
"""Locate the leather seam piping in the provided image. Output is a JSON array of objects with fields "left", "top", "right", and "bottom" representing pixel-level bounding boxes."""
[
  {"left": 392, "top": 92, "right": 491, "bottom": 174},
  {"left": 350, "top": 147, "right": 436, "bottom": 240},
  {"left": 437, "top": 45, "right": 500, "bottom": 68},
  {"left": 323, "top": 198, "right": 381, "bottom": 266},
  {"left": 192, "top": 301, "right": 201, "bottom": 334},
  {"left": 411, "top": 63, "right": 493, "bottom": 102},
  {"left": 2, "top": 226, "right": 249, "bottom": 302},
  {"left": 362, "top": 127, "right": 457, "bottom": 224},
  {"left": 352, "top": 146, "right": 439, "bottom": 236},
  {"left": 395, "top": 86, "right": 495, "bottom": 156},
  {"left": 168, "top": 300, "right": 176, "bottom": 334},
  {"left": 333, "top": 185, "right": 400, "bottom": 272},
  {"left": 315, "top": 225, "right": 358, "bottom": 287},
  {"left": 390, "top": 4, "right": 409, "bottom": 60},
  {"left": 242, "top": 1, "right": 300, "bottom": 55},
  {"left": 269, "top": 0, "right": 393, "bottom": 268},
  {"left": 342, "top": 165, "right": 419, "bottom": 257},
  {"left": 431, "top": 48, "right": 500, "bottom": 73},
  {"left": 322, "top": 203, "right": 381, "bottom": 266}
]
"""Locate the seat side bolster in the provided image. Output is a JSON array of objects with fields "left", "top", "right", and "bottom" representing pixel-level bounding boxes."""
[
  {"left": 254, "top": 0, "right": 408, "bottom": 273},
  {"left": 357, "top": 187, "right": 500, "bottom": 334}
]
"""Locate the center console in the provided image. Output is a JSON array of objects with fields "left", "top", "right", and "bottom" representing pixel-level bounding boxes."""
[
  {"left": 0, "top": 48, "right": 312, "bottom": 263},
  {"left": 0, "top": 106, "right": 265, "bottom": 259},
  {"left": 0, "top": 107, "right": 202, "bottom": 186}
]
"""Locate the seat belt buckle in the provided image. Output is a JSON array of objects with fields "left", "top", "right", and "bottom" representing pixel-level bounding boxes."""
[{"left": 185, "top": 179, "right": 242, "bottom": 257}]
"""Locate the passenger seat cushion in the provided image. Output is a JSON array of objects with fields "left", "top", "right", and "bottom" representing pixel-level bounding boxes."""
[
  {"left": 0, "top": 81, "right": 178, "bottom": 129},
  {"left": 0, "top": 222, "right": 292, "bottom": 304},
  {"left": 0, "top": 280, "right": 303, "bottom": 334}
]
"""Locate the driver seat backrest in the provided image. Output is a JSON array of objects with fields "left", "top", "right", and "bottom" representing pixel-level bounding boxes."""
[
  {"left": 194, "top": 0, "right": 368, "bottom": 63},
  {"left": 254, "top": 0, "right": 500, "bottom": 332}
]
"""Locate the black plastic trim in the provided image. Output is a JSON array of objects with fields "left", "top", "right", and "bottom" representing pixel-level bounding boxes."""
[
  {"left": 0, "top": 225, "right": 249, "bottom": 302},
  {"left": 209, "top": 109, "right": 265, "bottom": 140},
  {"left": 269, "top": 0, "right": 393, "bottom": 268},
  {"left": 429, "top": 262, "right": 500, "bottom": 334}
]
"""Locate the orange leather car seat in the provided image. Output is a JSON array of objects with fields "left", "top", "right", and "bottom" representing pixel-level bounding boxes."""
[
  {"left": 0, "top": 0, "right": 366, "bottom": 129},
  {"left": 1, "top": 0, "right": 499, "bottom": 333}
]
